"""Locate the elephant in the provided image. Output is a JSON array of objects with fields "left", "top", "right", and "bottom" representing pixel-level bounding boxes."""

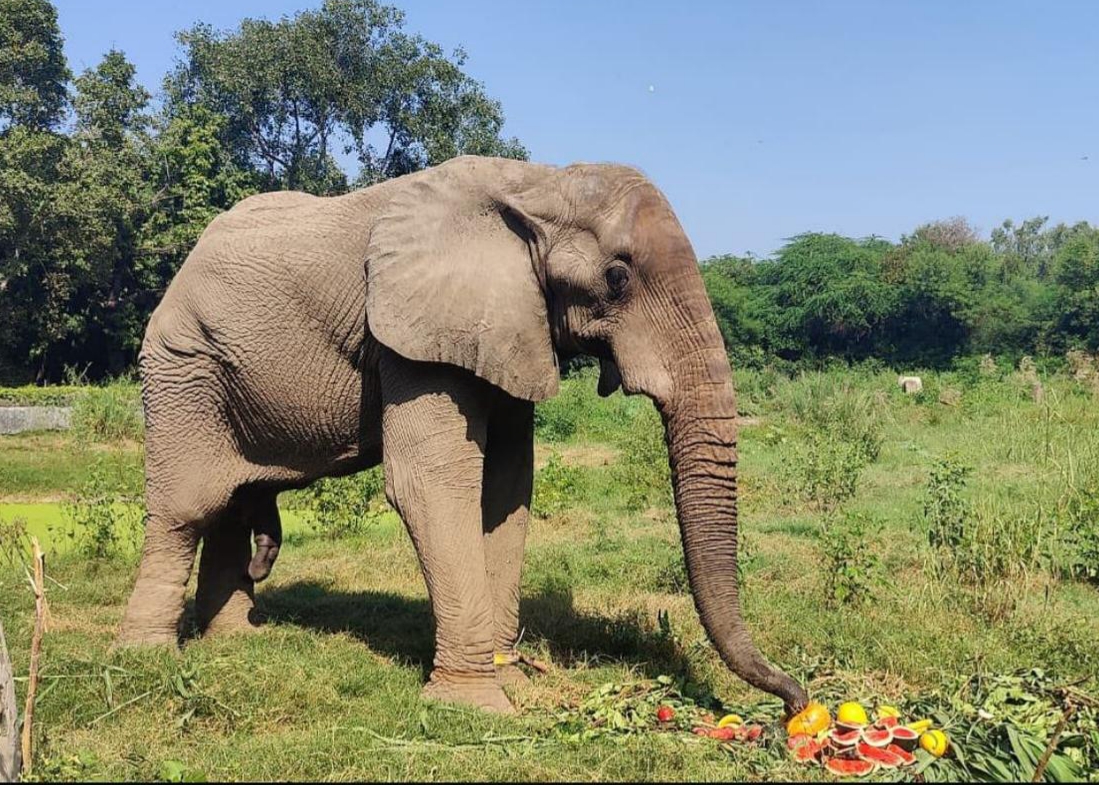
[{"left": 117, "top": 155, "right": 809, "bottom": 716}]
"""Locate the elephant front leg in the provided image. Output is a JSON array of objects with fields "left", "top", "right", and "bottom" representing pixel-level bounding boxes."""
[
  {"left": 380, "top": 352, "right": 512, "bottom": 714},
  {"left": 482, "top": 397, "right": 534, "bottom": 687}
]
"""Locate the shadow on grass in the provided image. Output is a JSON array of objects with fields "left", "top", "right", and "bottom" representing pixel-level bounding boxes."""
[{"left": 257, "top": 579, "right": 699, "bottom": 683}]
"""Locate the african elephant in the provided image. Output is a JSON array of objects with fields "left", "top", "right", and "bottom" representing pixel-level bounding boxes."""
[{"left": 117, "top": 155, "right": 808, "bottom": 715}]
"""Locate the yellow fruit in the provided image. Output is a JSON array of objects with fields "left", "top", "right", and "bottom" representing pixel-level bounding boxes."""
[
  {"left": 836, "top": 701, "right": 869, "bottom": 727},
  {"left": 907, "top": 719, "right": 933, "bottom": 735},
  {"left": 717, "top": 714, "right": 743, "bottom": 729},
  {"left": 877, "top": 705, "right": 901, "bottom": 719},
  {"left": 786, "top": 701, "right": 831, "bottom": 737},
  {"left": 920, "top": 729, "right": 949, "bottom": 757}
]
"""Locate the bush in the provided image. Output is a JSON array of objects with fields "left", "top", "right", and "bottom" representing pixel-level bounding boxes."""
[
  {"left": 532, "top": 452, "right": 583, "bottom": 519},
  {"left": 923, "top": 454, "right": 1051, "bottom": 618},
  {"left": 819, "top": 511, "right": 883, "bottom": 608},
  {"left": 63, "top": 453, "right": 145, "bottom": 558},
  {"left": 69, "top": 380, "right": 143, "bottom": 442},
  {"left": 613, "top": 403, "right": 671, "bottom": 512},
  {"left": 302, "top": 467, "right": 389, "bottom": 538},
  {"left": 0, "top": 385, "right": 83, "bottom": 406}
]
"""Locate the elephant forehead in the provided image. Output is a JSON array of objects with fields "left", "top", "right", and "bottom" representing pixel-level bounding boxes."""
[{"left": 622, "top": 189, "right": 696, "bottom": 268}]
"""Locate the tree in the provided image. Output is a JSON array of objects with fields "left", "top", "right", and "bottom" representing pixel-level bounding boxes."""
[
  {"left": 1051, "top": 226, "right": 1099, "bottom": 350},
  {"left": 167, "top": 0, "right": 526, "bottom": 194},
  {"left": 0, "top": 48, "right": 153, "bottom": 380},
  {"left": 0, "top": 0, "right": 69, "bottom": 131}
]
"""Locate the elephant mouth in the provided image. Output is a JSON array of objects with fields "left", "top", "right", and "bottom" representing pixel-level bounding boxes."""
[{"left": 597, "top": 357, "right": 622, "bottom": 397}]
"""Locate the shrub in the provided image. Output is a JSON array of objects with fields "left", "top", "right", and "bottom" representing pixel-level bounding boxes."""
[
  {"left": 63, "top": 454, "right": 145, "bottom": 558},
  {"left": 0, "top": 515, "right": 30, "bottom": 565},
  {"left": 532, "top": 452, "right": 583, "bottom": 519},
  {"left": 924, "top": 454, "right": 973, "bottom": 561},
  {"left": 303, "top": 467, "right": 389, "bottom": 538},
  {"left": 613, "top": 403, "right": 671, "bottom": 512},
  {"left": 787, "top": 431, "right": 872, "bottom": 511},
  {"left": 69, "top": 380, "right": 143, "bottom": 442},
  {"left": 819, "top": 511, "right": 883, "bottom": 608},
  {"left": 923, "top": 454, "right": 1051, "bottom": 618}
]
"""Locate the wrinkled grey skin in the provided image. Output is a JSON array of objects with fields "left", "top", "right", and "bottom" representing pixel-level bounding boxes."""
[{"left": 118, "top": 156, "right": 808, "bottom": 715}]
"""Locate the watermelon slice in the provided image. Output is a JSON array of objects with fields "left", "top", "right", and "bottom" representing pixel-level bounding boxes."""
[
  {"left": 830, "top": 727, "right": 862, "bottom": 747},
  {"left": 876, "top": 715, "right": 899, "bottom": 730},
  {"left": 787, "top": 734, "right": 822, "bottom": 764},
  {"left": 890, "top": 726, "right": 919, "bottom": 751},
  {"left": 824, "top": 758, "right": 876, "bottom": 777},
  {"left": 856, "top": 741, "right": 904, "bottom": 769},
  {"left": 886, "top": 743, "right": 916, "bottom": 767},
  {"left": 861, "top": 726, "right": 894, "bottom": 747}
]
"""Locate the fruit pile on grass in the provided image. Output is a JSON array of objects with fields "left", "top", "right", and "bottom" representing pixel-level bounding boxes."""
[
  {"left": 786, "top": 702, "right": 924, "bottom": 777},
  {"left": 547, "top": 669, "right": 1099, "bottom": 781}
]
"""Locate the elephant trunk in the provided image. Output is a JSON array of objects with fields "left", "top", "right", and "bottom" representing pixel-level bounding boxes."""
[{"left": 658, "top": 306, "right": 808, "bottom": 714}]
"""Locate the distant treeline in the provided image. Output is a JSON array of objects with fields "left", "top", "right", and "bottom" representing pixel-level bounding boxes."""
[
  {"left": 703, "top": 217, "right": 1099, "bottom": 371},
  {"left": 3, "top": 1, "right": 1096, "bottom": 385}
]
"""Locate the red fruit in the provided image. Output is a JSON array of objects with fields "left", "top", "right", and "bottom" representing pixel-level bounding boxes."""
[
  {"left": 825, "top": 758, "right": 876, "bottom": 777},
  {"left": 861, "top": 727, "right": 894, "bottom": 747},
  {"left": 886, "top": 743, "right": 916, "bottom": 767},
  {"left": 787, "top": 734, "right": 822, "bottom": 764},
  {"left": 692, "top": 727, "right": 709, "bottom": 736},
  {"left": 708, "top": 726, "right": 737, "bottom": 741},
  {"left": 876, "top": 715, "right": 900, "bottom": 730},
  {"left": 830, "top": 728, "right": 862, "bottom": 747},
  {"left": 890, "top": 726, "right": 919, "bottom": 751},
  {"left": 856, "top": 742, "right": 904, "bottom": 769},
  {"left": 656, "top": 705, "right": 675, "bottom": 723},
  {"left": 744, "top": 724, "right": 763, "bottom": 742}
]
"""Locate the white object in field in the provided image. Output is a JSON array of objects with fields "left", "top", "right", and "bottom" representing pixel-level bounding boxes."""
[{"left": 898, "top": 376, "right": 923, "bottom": 394}]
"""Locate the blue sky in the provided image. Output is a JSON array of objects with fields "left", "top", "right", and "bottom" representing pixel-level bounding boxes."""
[{"left": 54, "top": 1, "right": 1098, "bottom": 258}]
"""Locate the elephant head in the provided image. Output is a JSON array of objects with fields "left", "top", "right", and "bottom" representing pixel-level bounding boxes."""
[{"left": 365, "top": 156, "right": 809, "bottom": 713}]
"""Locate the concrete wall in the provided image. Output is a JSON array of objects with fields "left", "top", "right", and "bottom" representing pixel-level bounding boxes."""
[{"left": 0, "top": 406, "right": 72, "bottom": 434}]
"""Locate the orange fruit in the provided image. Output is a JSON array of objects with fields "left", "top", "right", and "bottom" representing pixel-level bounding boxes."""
[{"left": 786, "top": 701, "right": 831, "bottom": 737}]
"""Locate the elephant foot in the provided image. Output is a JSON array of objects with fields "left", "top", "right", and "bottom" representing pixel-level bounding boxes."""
[
  {"left": 112, "top": 627, "right": 180, "bottom": 650},
  {"left": 495, "top": 664, "right": 531, "bottom": 688},
  {"left": 422, "top": 673, "right": 515, "bottom": 714},
  {"left": 200, "top": 598, "right": 263, "bottom": 638}
]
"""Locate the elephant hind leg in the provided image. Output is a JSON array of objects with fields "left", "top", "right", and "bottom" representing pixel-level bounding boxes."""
[
  {"left": 117, "top": 483, "right": 230, "bottom": 647},
  {"left": 196, "top": 490, "right": 280, "bottom": 636}
]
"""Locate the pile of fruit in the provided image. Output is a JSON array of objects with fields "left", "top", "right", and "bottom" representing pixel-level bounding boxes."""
[{"left": 785, "top": 701, "right": 949, "bottom": 777}]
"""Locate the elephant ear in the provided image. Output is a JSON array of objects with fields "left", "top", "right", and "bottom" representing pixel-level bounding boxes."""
[{"left": 365, "top": 157, "right": 559, "bottom": 402}]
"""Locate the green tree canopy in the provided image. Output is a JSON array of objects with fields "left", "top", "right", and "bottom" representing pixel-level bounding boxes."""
[
  {"left": 0, "top": 0, "right": 69, "bottom": 131},
  {"left": 167, "top": 0, "right": 526, "bottom": 194}
]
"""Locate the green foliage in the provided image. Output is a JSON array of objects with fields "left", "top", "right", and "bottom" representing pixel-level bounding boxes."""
[
  {"left": 819, "top": 512, "right": 882, "bottom": 608},
  {"left": 302, "top": 467, "right": 388, "bottom": 538},
  {"left": 0, "top": 513, "right": 30, "bottom": 564},
  {"left": 0, "top": 0, "right": 70, "bottom": 131},
  {"left": 612, "top": 403, "right": 671, "bottom": 513},
  {"left": 924, "top": 454, "right": 973, "bottom": 560},
  {"left": 62, "top": 452, "right": 144, "bottom": 558},
  {"left": 167, "top": 0, "right": 526, "bottom": 193},
  {"left": 781, "top": 373, "right": 884, "bottom": 510},
  {"left": 909, "top": 670, "right": 1098, "bottom": 782},
  {"left": 0, "top": 0, "right": 525, "bottom": 382},
  {"left": 532, "top": 452, "right": 582, "bottom": 520},
  {"left": 0, "top": 384, "right": 81, "bottom": 405},
  {"left": 69, "top": 379, "right": 143, "bottom": 442}
]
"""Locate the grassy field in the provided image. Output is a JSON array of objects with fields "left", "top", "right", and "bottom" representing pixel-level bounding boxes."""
[{"left": 1, "top": 364, "right": 1098, "bottom": 781}]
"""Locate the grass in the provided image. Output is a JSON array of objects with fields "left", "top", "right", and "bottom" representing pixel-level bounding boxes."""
[{"left": 1, "top": 365, "right": 1098, "bottom": 780}]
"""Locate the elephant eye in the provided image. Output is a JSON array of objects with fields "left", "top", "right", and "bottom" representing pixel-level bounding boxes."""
[{"left": 605, "top": 265, "right": 629, "bottom": 298}]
